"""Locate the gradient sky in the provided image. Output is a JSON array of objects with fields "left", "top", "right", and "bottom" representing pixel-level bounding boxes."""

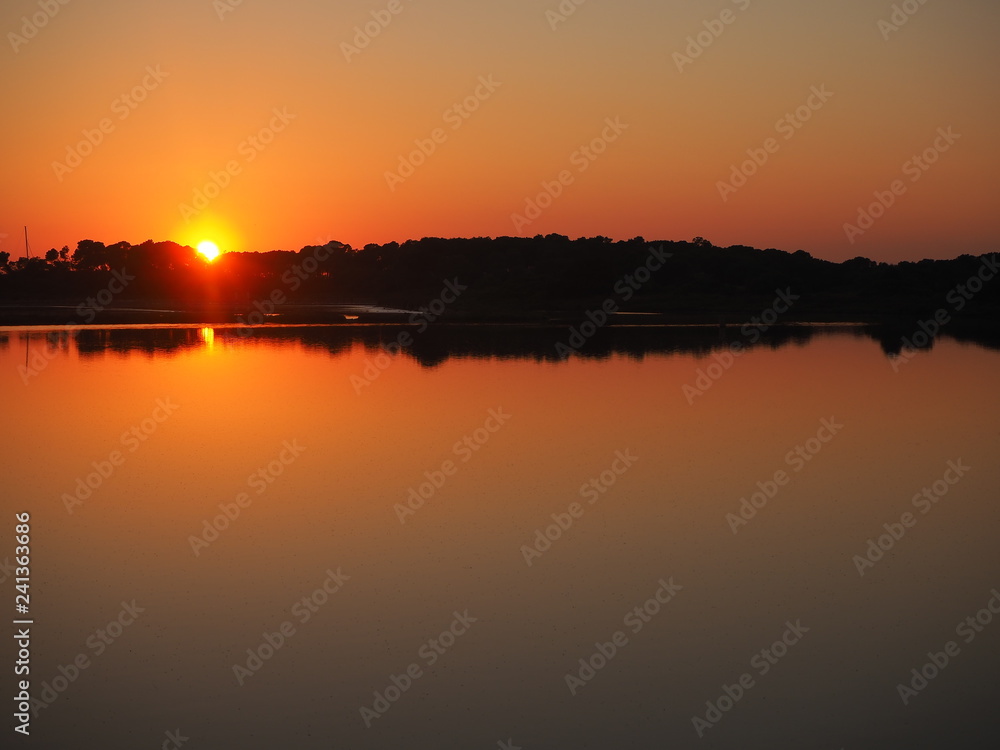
[{"left": 1, "top": 0, "right": 997, "bottom": 262}]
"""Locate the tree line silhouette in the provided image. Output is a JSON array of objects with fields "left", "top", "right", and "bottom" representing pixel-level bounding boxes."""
[{"left": 0, "top": 235, "right": 997, "bottom": 324}]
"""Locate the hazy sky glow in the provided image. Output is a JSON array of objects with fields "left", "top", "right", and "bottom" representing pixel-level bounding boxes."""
[{"left": 1, "top": 0, "right": 997, "bottom": 261}]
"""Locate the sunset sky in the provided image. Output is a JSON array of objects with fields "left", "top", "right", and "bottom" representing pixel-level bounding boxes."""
[{"left": 1, "top": 0, "right": 997, "bottom": 262}]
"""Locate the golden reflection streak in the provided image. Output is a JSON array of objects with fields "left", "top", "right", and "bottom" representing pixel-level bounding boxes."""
[{"left": 199, "top": 327, "right": 215, "bottom": 352}]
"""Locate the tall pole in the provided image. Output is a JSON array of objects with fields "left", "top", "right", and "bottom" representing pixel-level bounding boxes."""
[{"left": 24, "top": 226, "right": 30, "bottom": 368}]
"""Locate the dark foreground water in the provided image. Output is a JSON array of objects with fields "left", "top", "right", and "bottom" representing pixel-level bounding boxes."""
[{"left": 1, "top": 325, "right": 998, "bottom": 749}]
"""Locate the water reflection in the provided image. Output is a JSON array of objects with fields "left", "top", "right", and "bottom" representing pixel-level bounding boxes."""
[
  {"left": 4, "top": 322, "right": 999, "bottom": 367},
  {"left": 199, "top": 326, "right": 215, "bottom": 352},
  {"left": 2, "top": 325, "right": 998, "bottom": 749}
]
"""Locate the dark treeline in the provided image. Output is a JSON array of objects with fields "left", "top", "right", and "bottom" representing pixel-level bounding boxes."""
[{"left": 0, "top": 235, "right": 997, "bottom": 324}]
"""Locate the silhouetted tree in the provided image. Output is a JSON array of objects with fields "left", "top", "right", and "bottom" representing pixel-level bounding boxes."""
[{"left": 73, "top": 240, "right": 108, "bottom": 270}]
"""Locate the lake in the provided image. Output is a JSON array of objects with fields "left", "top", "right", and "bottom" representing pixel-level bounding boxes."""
[{"left": 2, "top": 324, "right": 998, "bottom": 749}]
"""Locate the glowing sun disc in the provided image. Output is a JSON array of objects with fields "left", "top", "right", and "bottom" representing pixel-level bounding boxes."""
[{"left": 197, "top": 241, "right": 221, "bottom": 261}]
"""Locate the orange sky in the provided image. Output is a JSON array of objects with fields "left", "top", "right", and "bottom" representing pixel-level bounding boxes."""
[{"left": 1, "top": 0, "right": 997, "bottom": 262}]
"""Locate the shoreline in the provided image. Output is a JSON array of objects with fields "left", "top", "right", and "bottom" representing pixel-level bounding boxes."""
[{"left": 0, "top": 304, "right": 996, "bottom": 329}]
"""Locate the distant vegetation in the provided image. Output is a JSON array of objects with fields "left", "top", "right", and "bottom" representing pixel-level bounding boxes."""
[{"left": 0, "top": 236, "right": 997, "bottom": 324}]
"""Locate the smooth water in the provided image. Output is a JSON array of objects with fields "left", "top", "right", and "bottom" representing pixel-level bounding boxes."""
[{"left": 2, "top": 325, "right": 998, "bottom": 749}]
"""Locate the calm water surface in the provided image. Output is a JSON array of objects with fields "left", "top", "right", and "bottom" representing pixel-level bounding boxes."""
[{"left": 1, "top": 326, "right": 998, "bottom": 749}]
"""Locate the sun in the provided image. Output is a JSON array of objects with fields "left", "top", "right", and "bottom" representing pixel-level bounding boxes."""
[{"left": 197, "top": 240, "right": 221, "bottom": 262}]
